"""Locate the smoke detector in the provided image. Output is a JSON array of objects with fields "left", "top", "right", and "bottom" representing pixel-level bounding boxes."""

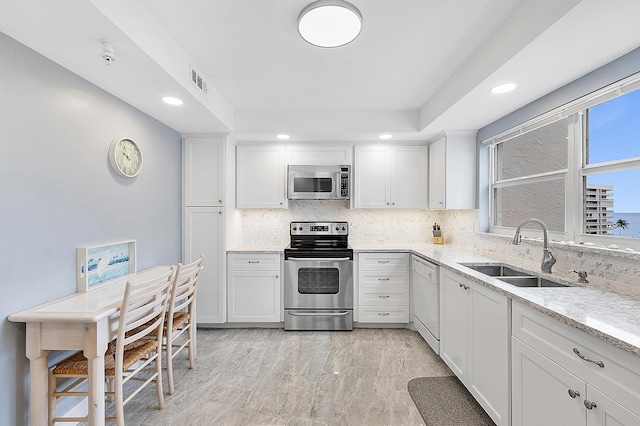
[{"left": 101, "top": 39, "right": 116, "bottom": 66}]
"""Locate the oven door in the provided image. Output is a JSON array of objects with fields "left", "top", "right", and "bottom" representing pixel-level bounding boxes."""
[{"left": 284, "top": 257, "right": 353, "bottom": 309}]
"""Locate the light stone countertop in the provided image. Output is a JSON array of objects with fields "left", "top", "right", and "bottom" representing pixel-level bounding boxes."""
[{"left": 228, "top": 242, "right": 640, "bottom": 358}]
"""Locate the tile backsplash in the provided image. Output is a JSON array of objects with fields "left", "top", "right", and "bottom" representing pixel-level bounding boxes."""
[
  {"left": 242, "top": 201, "right": 445, "bottom": 246},
  {"left": 242, "top": 205, "right": 640, "bottom": 299}
]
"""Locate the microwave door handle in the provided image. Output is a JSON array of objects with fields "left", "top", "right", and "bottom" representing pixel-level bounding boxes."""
[{"left": 332, "top": 172, "right": 340, "bottom": 198}]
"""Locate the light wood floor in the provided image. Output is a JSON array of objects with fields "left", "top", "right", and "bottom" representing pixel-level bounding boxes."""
[{"left": 102, "top": 327, "right": 454, "bottom": 425}]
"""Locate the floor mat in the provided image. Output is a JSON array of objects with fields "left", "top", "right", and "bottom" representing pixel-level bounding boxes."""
[{"left": 407, "top": 376, "right": 495, "bottom": 426}]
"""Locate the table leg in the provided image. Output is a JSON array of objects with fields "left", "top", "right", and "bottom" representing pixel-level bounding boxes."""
[
  {"left": 85, "top": 318, "right": 109, "bottom": 426},
  {"left": 26, "top": 322, "right": 49, "bottom": 426}
]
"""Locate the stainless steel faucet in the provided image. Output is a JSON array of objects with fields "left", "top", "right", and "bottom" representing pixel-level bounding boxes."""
[{"left": 512, "top": 218, "right": 557, "bottom": 273}]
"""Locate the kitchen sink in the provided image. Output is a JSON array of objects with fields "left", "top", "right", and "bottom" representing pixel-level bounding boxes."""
[
  {"left": 458, "top": 262, "right": 569, "bottom": 288},
  {"left": 497, "top": 276, "right": 568, "bottom": 288},
  {"left": 458, "top": 262, "right": 532, "bottom": 277}
]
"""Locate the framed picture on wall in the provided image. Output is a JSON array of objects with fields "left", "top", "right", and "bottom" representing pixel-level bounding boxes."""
[{"left": 76, "top": 240, "right": 136, "bottom": 292}]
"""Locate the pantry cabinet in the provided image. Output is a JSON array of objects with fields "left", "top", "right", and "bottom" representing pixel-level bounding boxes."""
[
  {"left": 511, "top": 301, "right": 640, "bottom": 426},
  {"left": 236, "top": 145, "right": 287, "bottom": 208},
  {"left": 428, "top": 131, "right": 476, "bottom": 209},
  {"left": 354, "top": 145, "right": 428, "bottom": 209},
  {"left": 357, "top": 253, "right": 410, "bottom": 323},
  {"left": 440, "top": 269, "right": 509, "bottom": 426},
  {"left": 184, "top": 206, "right": 224, "bottom": 324},
  {"left": 227, "top": 253, "right": 281, "bottom": 323}
]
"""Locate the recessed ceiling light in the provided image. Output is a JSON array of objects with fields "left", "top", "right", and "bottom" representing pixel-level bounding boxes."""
[
  {"left": 277, "top": 134, "right": 290, "bottom": 140},
  {"left": 490, "top": 83, "right": 517, "bottom": 94},
  {"left": 379, "top": 134, "right": 392, "bottom": 139},
  {"left": 162, "top": 96, "right": 183, "bottom": 105},
  {"left": 298, "top": 0, "right": 362, "bottom": 48}
]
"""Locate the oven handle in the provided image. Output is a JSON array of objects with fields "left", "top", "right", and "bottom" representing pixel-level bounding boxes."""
[
  {"left": 287, "top": 311, "right": 351, "bottom": 317},
  {"left": 286, "top": 257, "right": 351, "bottom": 261}
]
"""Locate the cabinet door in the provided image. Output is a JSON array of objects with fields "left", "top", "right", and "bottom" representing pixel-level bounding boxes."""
[
  {"left": 428, "top": 137, "right": 446, "bottom": 208},
  {"left": 183, "top": 207, "right": 224, "bottom": 324},
  {"left": 586, "top": 385, "right": 640, "bottom": 426},
  {"left": 440, "top": 271, "right": 469, "bottom": 378},
  {"left": 512, "top": 337, "right": 585, "bottom": 426},
  {"left": 390, "top": 146, "right": 428, "bottom": 208},
  {"left": 354, "top": 146, "right": 390, "bottom": 208},
  {"left": 468, "top": 281, "right": 509, "bottom": 425},
  {"left": 183, "top": 138, "right": 224, "bottom": 206},
  {"left": 227, "top": 270, "right": 281, "bottom": 322},
  {"left": 236, "top": 145, "right": 287, "bottom": 208}
]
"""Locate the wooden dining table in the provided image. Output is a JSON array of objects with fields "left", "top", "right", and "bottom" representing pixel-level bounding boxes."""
[{"left": 9, "top": 265, "right": 171, "bottom": 426}]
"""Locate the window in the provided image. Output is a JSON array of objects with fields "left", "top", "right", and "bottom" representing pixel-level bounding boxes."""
[{"left": 488, "top": 74, "right": 640, "bottom": 248}]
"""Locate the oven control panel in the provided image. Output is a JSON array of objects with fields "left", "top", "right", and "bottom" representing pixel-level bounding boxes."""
[{"left": 290, "top": 221, "right": 348, "bottom": 235}]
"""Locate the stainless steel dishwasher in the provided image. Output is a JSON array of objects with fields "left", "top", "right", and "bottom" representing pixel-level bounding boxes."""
[{"left": 411, "top": 256, "right": 440, "bottom": 353}]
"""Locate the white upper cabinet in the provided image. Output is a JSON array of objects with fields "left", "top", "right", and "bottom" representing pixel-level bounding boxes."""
[
  {"left": 287, "top": 145, "right": 353, "bottom": 165},
  {"left": 354, "top": 145, "right": 427, "bottom": 209},
  {"left": 183, "top": 137, "right": 224, "bottom": 206},
  {"left": 236, "top": 145, "right": 287, "bottom": 209},
  {"left": 428, "top": 131, "right": 476, "bottom": 209}
]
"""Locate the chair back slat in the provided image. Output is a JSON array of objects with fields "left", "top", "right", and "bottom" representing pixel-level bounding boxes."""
[
  {"left": 168, "top": 256, "right": 203, "bottom": 318},
  {"left": 117, "top": 267, "right": 174, "bottom": 352}
]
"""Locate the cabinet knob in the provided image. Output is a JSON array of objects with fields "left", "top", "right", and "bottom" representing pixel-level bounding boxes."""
[
  {"left": 275, "top": 275, "right": 279, "bottom": 279},
  {"left": 584, "top": 400, "right": 597, "bottom": 410},
  {"left": 219, "top": 199, "right": 222, "bottom": 203},
  {"left": 568, "top": 389, "right": 580, "bottom": 399}
]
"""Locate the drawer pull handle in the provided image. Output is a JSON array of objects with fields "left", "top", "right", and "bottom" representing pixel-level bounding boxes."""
[
  {"left": 378, "top": 295, "right": 390, "bottom": 299},
  {"left": 573, "top": 348, "right": 604, "bottom": 368},
  {"left": 378, "top": 312, "right": 390, "bottom": 316},
  {"left": 248, "top": 261, "right": 260, "bottom": 264},
  {"left": 378, "top": 278, "right": 390, "bottom": 281},
  {"left": 378, "top": 260, "right": 390, "bottom": 264},
  {"left": 458, "top": 283, "right": 469, "bottom": 290},
  {"left": 584, "top": 400, "right": 597, "bottom": 410},
  {"left": 568, "top": 389, "right": 580, "bottom": 399}
]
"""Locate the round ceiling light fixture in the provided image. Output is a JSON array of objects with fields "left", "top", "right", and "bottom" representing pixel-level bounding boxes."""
[{"left": 298, "top": 0, "right": 362, "bottom": 48}]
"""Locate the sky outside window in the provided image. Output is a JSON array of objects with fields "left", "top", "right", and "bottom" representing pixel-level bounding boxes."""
[{"left": 587, "top": 88, "right": 640, "bottom": 237}]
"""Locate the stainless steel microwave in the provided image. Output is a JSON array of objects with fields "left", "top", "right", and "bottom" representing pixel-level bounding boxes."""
[{"left": 287, "top": 165, "right": 350, "bottom": 200}]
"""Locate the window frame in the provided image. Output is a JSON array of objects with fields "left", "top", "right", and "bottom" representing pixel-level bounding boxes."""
[{"left": 486, "top": 73, "right": 640, "bottom": 251}]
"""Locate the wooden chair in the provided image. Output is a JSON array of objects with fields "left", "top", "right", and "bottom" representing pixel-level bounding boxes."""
[
  {"left": 48, "top": 267, "right": 174, "bottom": 425},
  {"left": 163, "top": 255, "right": 203, "bottom": 394}
]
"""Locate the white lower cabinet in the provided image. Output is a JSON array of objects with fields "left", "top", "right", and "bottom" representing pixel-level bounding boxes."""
[
  {"left": 512, "top": 301, "right": 640, "bottom": 426},
  {"left": 357, "top": 253, "right": 410, "bottom": 323},
  {"left": 440, "top": 269, "right": 509, "bottom": 426},
  {"left": 227, "top": 253, "right": 281, "bottom": 322},
  {"left": 184, "top": 207, "right": 224, "bottom": 324}
]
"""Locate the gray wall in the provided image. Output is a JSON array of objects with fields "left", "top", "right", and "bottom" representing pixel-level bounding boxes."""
[{"left": 0, "top": 32, "right": 182, "bottom": 425}]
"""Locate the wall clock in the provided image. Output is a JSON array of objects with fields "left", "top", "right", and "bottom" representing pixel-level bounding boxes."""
[{"left": 108, "top": 137, "right": 143, "bottom": 177}]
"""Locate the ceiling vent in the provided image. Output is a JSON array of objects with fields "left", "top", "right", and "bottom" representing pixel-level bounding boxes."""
[{"left": 190, "top": 66, "right": 208, "bottom": 95}]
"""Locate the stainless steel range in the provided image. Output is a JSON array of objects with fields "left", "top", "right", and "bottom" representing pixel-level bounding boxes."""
[{"left": 284, "top": 221, "right": 353, "bottom": 331}]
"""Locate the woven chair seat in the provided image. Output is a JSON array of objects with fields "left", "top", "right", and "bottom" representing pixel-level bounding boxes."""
[{"left": 53, "top": 339, "right": 158, "bottom": 376}]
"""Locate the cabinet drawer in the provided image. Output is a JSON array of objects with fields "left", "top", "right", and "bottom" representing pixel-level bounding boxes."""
[
  {"left": 359, "top": 253, "right": 409, "bottom": 271},
  {"left": 228, "top": 253, "right": 280, "bottom": 270},
  {"left": 358, "top": 271, "right": 409, "bottom": 287},
  {"left": 512, "top": 302, "right": 640, "bottom": 414},
  {"left": 359, "top": 286, "right": 409, "bottom": 306},
  {"left": 358, "top": 306, "right": 410, "bottom": 323}
]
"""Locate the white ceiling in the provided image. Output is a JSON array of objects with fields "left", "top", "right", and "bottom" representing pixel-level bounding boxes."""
[{"left": 2, "top": 0, "right": 640, "bottom": 142}]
